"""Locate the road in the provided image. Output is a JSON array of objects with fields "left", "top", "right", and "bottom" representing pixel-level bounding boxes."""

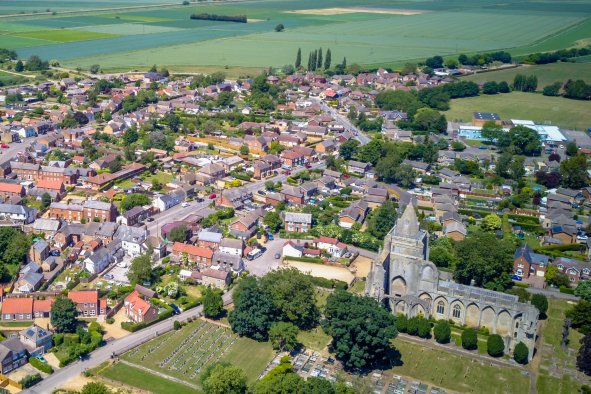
[
  {"left": 313, "top": 98, "right": 371, "bottom": 145},
  {"left": 25, "top": 292, "right": 233, "bottom": 394},
  {"left": 0, "top": 135, "right": 38, "bottom": 164}
]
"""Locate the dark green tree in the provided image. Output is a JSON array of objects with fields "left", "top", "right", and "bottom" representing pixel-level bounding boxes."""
[
  {"left": 480, "top": 121, "right": 503, "bottom": 144},
  {"left": 317, "top": 48, "right": 323, "bottom": 70},
  {"left": 269, "top": 321, "right": 299, "bottom": 351},
  {"left": 263, "top": 211, "right": 283, "bottom": 233},
  {"left": 80, "top": 382, "right": 112, "bottom": 394},
  {"left": 15, "top": 60, "right": 24, "bottom": 72},
  {"left": 462, "top": 328, "right": 478, "bottom": 350},
  {"left": 513, "top": 341, "right": 529, "bottom": 364},
  {"left": 577, "top": 334, "right": 591, "bottom": 375},
  {"left": 295, "top": 48, "right": 301, "bottom": 69},
  {"left": 560, "top": 154, "right": 589, "bottom": 189},
  {"left": 203, "top": 287, "right": 224, "bottom": 318},
  {"left": 575, "top": 281, "right": 591, "bottom": 302},
  {"left": 367, "top": 201, "right": 397, "bottom": 239},
  {"left": 531, "top": 293, "right": 548, "bottom": 317},
  {"left": 50, "top": 297, "right": 78, "bottom": 333},
  {"left": 322, "top": 290, "right": 398, "bottom": 370},
  {"left": 41, "top": 192, "right": 52, "bottom": 209},
  {"left": 487, "top": 334, "right": 505, "bottom": 357},
  {"left": 128, "top": 254, "right": 153, "bottom": 285},
  {"left": 168, "top": 225, "right": 187, "bottom": 242},
  {"left": 566, "top": 141, "right": 579, "bottom": 157},
  {"left": 339, "top": 139, "right": 360, "bottom": 160},
  {"left": 567, "top": 300, "right": 591, "bottom": 334},
  {"left": 434, "top": 321, "right": 451, "bottom": 343},
  {"left": 201, "top": 362, "right": 248, "bottom": 394},
  {"left": 229, "top": 276, "right": 277, "bottom": 340},
  {"left": 324, "top": 48, "right": 332, "bottom": 69}
]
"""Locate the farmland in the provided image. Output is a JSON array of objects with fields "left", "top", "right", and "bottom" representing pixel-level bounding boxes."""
[
  {"left": 1, "top": 0, "right": 590, "bottom": 71},
  {"left": 444, "top": 92, "right": 591, "bottom": 130}
]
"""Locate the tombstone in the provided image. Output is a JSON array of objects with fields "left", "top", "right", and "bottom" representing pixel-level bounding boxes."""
[{"left": 561, "top": 318, "right": 571, "bottom": 349}]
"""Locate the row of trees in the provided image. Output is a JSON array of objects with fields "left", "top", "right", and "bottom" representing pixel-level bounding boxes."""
[
  {"left": 294, "top": 47, "right": 333, "bottom": 71},
  {"left": 523, "top": 46, "right": 591, "bottom": 65},
  {"left": 543, "top": 79, "right": 591, "bottom": 101},
  {"left": 189, "top": 13, "right": 247, "bottom": 23}
]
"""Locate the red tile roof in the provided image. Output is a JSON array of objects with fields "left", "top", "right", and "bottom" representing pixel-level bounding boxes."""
[
  {"left": 2, "top": 297, "right": 33, "bottom": 314},
  {"left": 37, "top": 179, "right": 64, "bottom": 191},
  {"left": 33, "top": 299, "right": 54, "bottom": 313},
  {"left": 0, "top": 183, "right": 24, "bottom": 194},
  {"left": 68, "top": 290, "right": 98, "bottom": 304},
  {"left": 125, "top": 290, "right": 154, "bottom": 317},
  {"left": 172, "top": 242, "right": 214, "bottom": 259},
  {"left": 202, "top": 268, "right": 229, "bottom": 280}
]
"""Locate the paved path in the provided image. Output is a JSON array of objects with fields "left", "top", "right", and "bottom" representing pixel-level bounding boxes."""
[
  {"left": 313, "top": 98, "right": 371, "bottom": 145},
  {"left": 25, "top": 292, "right": 233, "bottom": 394},
  {"left": 525, "top": 287, "right": 579, "bottom": 301}
]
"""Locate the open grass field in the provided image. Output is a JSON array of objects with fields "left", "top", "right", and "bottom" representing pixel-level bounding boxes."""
[
  {"left": 121, "top": 319, "right": 274, "bottom": 385},
  {"left": 1, "top": 0, "right": 590, "bottom": 71},
  {"left": 391, "top": 339, "right": 530, "bottom": 394},
  {"left": 463, "top": 63, "right": 591, "bottom": 89},
  {"left": 98, "top": 362, "right": 198, "bottom": 394},
  {"left": 445, "top": 92, "right": 591, "bottom": 130}
]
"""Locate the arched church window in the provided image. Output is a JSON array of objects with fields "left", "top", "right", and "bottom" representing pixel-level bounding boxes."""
[
  {"left": 453, "top": 304, "right": 461, "bottom": 319},
  {"left": 437, "top": 301, "right": 445, "bottom": 315}
]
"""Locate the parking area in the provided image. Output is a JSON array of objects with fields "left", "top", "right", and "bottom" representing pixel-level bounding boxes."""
[
  {"left": 562, "top": 129, "right": 591, "bottom": 147},
  {"left": 102, "top": 260, "right": 131, "bottom": 284}
]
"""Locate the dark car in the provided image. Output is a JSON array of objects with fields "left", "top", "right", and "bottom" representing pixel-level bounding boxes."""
[
  {"left": 49, "top": 250, "right": 60, "bottom": 257},
  {"left": 146, "top": 217, "right": 154, "bottom": 222},
  {"left": 511, "top": 275, "right": 522, "bottom": 281}
]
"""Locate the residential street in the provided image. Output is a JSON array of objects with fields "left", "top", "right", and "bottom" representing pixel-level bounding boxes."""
[{"left": 25, "top": 292, "right": 233, "bottom": 394}]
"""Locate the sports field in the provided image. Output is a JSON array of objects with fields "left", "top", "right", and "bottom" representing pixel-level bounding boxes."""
[
  {"left": 1, "top": 0, "right": 590, "bottom": 71},
  {"left": 445, "top": 92, "right": 591, "bottom": 130}
]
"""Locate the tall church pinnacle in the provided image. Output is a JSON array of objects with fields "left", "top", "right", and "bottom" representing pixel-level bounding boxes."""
[{"left": 393, "top": 203, "right": 419, "bottom": 238}]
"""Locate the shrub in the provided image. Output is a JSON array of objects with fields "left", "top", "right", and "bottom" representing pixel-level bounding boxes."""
[
  {"left": 162, "top": 256, "right": 170, "bottom": 264},
  {"left": 434, "top": 321, "right": 451, "bottom": 344},
  {"left": 487, "top": 334, "right": 505, "bottom": 357},
  {"left": 174, "top": 320, "right": 182, "bottom": 330},
  {"left": 106, "top": 317, "right": 115, "bottom": 324},
  {"left": 20, "top": 374, "right": 42, "bottom": 389},
  {"left": 397, "top": 314, "right": 408, "bottom": 333},
  {"left": 531, "top": 293, "right": 548, "bottom": 316},
  {"left": 417, "top": 318, "right": 432, "bottom": 338},
  {"left": 513, "top": 341, "right": 529, "bottom": 364},
  {"left": 63, "top": 334, "right": 80, "bottom": 346},
  {"left": 30, "top": 357, "right": 54, "bottom": 374},
  {"left": 53, "top": 333, "right": 64, "bottom": 346},
  {"left": 461, "top": 328, "right": 478, "bottom": 350}
]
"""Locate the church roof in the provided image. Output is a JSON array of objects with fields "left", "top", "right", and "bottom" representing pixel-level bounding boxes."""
[{"left": 393, "top": 203, "right": 419, "bottom": 238}]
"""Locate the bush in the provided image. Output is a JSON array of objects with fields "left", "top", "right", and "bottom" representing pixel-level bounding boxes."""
[
  {"left": 20, "top": 374, "right": 42, "bottom": 389},
  {"left": 309, "top": 276, "right": 348, "bottom": 290},
  {"left": 487, "top": 334, "right": 505, "bottom": 357},
  {"left": 397, "top": 314, "right": 408, "bottom": 333},
  {"left": 531, "top": 293, "right": 548, "bottom": 316},
  {"left": 434, "top": 321, "right": 451, "bottom": 344},
  {"left": 106, "top": 317, "right": 115, "bottom": 324},
  {"left": 174, "top": 320, "right": 182, "bottom": 330},
  {"left": 162, "top": 256, "right": 170, "bottom": 264},
  {"left": 461, "top": 328, "right": 478, "bottom": 350},
  {"left": 63, "top": 334, "right": 80, "bottom": 346},
  {"left": 560, "top": 286, "right": 575, "bottom": 295},
  {"left": 53, "top": 333, "right": 64, "bottom": 346},
  {"left": 513, "top": 341, "right": 529, "bottom": 364},
  {"left": 30, "top": 357, "right": 54, "bottom": 374}
]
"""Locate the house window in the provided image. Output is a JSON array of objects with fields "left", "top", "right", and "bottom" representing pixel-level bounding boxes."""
[
  {"left": 452, "top": 305, "right": 461, "bottom": 319},
  {"left": 436, "top": 301, "right": 445, "bottom": 315},
  {"left": 557, "top": 264, "right": 564, "bottom": 270}
]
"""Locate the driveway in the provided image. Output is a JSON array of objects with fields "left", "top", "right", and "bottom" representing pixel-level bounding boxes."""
[{"left": 244, "top": 238, "right": 283, "bottom": 276}]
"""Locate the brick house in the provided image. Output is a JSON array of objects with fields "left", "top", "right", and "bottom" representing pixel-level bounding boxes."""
[
  {"left": 281, "top": 149, "right": 306, "bottom": 168},
  {"left": 513, "top": 244, "right": 550, "bottom": 279},
  {"left": 68, "top": 290, "right": 106, "bottom": 317},
  {"left": 216, "top": 188, "right": 252, "bottom": 210},
  {"left": 124, "top": 290, "right": 159, "bottom": 324},
  {"left": 553, "top": 257, "right": 591, "bottom": 286},
  {"left": 281, "top": 186, "right": 304, "bottom": 205},
  {"left": 253, "top": 160, "right": 272, "bottom": 180},
  {"left": 313, "top": 236, "right": 348, "bottom": 258},
  {"left": 0, "top": 182, "right": 25, "bottom": 201},
  {"left": 200, "top": 268, "right": 231, "bottom": 289},
  {"left": 171, "top": 242, "right": 214, "bottom": 268},
  {"left": 229, "top": 208, "right": 264, "bottom": 238},
  {"left": 283, "top": 212, "right": 312, "bottom": 233},
  {"left": 1, "top": 298, "right": 33, "bottom": 321},
  {"left": 29, "top": 240, "right": 50, "bottom": 264},
  {"left": 49, "top": 200, "right": 118, "bottom": 223}
]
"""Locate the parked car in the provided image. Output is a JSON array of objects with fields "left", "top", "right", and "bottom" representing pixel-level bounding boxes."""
[
  {"left": 49, "top": 250, "right": 60, "bottom": 257},
  {"left": 258, "top": 190, "right": 267, "bottom": 196},
  {"left": 0, "top": 144, "right": 8, "bottom": 148},
  {"left": 103, "top": 274, "right": 114, "bottom": 280},
  {"left": 209, "top": 193, "right": 217, "bottom": 199},
  {"left": 267, "top": 233, "right": 274, "bottom": 241},
  {"left": 511, "top": 275, "right": 522, "bottom": 281},
  {"left": 274, "top": 253, "right": 281, "bottom": 259},
  {"left": 182, "top": 202, "right": 190, "bottom": 207},
  {"left": 305, "top": 163, "right": 312, "bottom": 169},
  {"left": 146, "top": 217, "right": 154, "bottom": 222}
]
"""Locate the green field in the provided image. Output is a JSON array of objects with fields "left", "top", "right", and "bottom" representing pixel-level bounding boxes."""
[
  {"left": 445, "top": 91, "right": 591, "bottom": 130},
  {"left": 391, "top": 339, "right": 530, "bottom": 394},
  {"left": 122, "top": 319, "right": 274, "bottom": 385},
  {"left": 99, "top": 362, "right": 198, "bottom": 394},
  {"left": 463, "top": 63, "right": 591, "bottom": 89},
  {"left": 1, "top": 0, "right": 590, "bottom": 70}
]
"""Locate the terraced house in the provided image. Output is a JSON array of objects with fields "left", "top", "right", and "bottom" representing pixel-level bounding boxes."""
[{"left": 49, "top": 200, "right": 118, "bottom": 223}]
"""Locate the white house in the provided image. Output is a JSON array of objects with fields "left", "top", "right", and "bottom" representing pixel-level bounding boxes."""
[
  {"left": 17, "top": 126, "right": 36, "bottom": 139},
  {"left": 313, "top": 236, "right": 348, "bottom": 258},
  {"left": 84, "top": 240, "right": 123, "bottom": 274},
  {"left": 153, "top": 190, "right": 184, "bottom": 212},
  {"left": 116, "top": 225, "right": 148, "bottom": 257},
  {"left": 282, "top": 241, "right": 303, "bottom": 258},
  {"left": 0, "top": 204, "right": 36, "bottom": 224},
  {"left": 219, "top": 238, "right": 243, "bottom": 256}
]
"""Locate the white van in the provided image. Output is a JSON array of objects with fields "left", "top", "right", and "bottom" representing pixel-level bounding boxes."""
[{"left": 247, "top": 248, "right": 262, "bottom": 260}]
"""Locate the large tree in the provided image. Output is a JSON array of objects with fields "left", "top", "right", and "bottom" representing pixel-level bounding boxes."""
[
  {"left": 260, "top": 268, "right": 319, "bottom": 329},
  {"left": 560, "top": 154, "right": 589, "bottom": 189},
  {"left": 322, "top": 290, "right": 398, "bottom": 370},
  {"left": 575, "top": 281, "right": 591, "bottom": 302},
  {"left": 200, "top": 362, "right": 248, "bottom": 394},
  {"left": 202, "top": 287, "right": 224, "bottom": 318},
  {"left": 567, "top": 300, "right": 591, "bottom": 334},
  {"left": 120, "top": 193, "right": 150, "bottom": 212},
  {"left": 127, "top": 254, "right": 153, "bottom": 285},
  {"left": 513, "top": 341, "right": 529, "bottom": 364},
  {"left": 531, "top": 293, "right": 548, "bottom": 316},
  {"left": 51, "top": 297, "right": 78, "bottom": 333},
  {"left": 263, "top": 211, "right": 283, "bottom": 233},
  {"left": 269, "top": 321, "right": 299, "bottom": 351},
  {"left": 367, "top": 201, "right": 398, "bottom": 239},
  {"left": 339, "top": 139, "right": 360, "bottom": 160},
  {"left": 454, "top": 230, "right": 514, "bottom": 290},
  {"left": 229, "top": 276, "right": 277, "bottom": 340}
]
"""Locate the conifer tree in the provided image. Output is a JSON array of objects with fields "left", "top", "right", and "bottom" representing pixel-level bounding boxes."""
[
  {"left": 324, "top": 49, "right": 332, "bottom": 69},
  {"left": 317, "top": 48, "right": 323, "bottom": 70},
  {"left": 295, "top": 48, "right": 301, "bottom": 69}
]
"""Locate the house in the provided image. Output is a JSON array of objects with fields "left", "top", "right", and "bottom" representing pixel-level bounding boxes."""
[
  {"left": 211, "top": 251, "right": 243, "bottom": 272},
  {"left": 347, "top": 160, "right": 372, "bottom": 176},
  {"left": 0, "top": 203, "right": 36, "bottom": 224},
  {"left": 153, "top": 190, "right": 184, "bottom": 212},
  {"left": 49, "top": 200, "right": 117, "bottom": 223},
  {"left": 229, "top": 208, "right": 264, "bottom": 238},
  {"left": 33, "top": 299, "right": 53, "bottom": 318},
  {"left": 84, "top": 240, "right": 123, "bottom": 274},
  {"left": 281, "top": 149, "right": 306, "bottom": 168},
  {"left": 68, "top": 290, "right": 106, "bottom": 317},
  {"left": 116, "top": 205, "right": 151, "bottom": 226},
  {"left": 283, "top": 212, "right": 312, "bottom": 233},
  {"left": 313, "top": 236, "right": 348, "bottom": 258},
  {"left": 282, "top": 241, "right": 303, "bottom": 258},
  {"left": 513, "top": 244, "right": 550, "bottom": 279},
  {"left": 442, "top": 221, "right": 467, "bottom": 241},
  {"left": 171, "top": 242, "right": 214, "bottom": 268},
  {"left": 402, "top": 160, "right": 430, "bottom": 174},
  {"left": 1, "top": 297, "right": 33, "bottom": 321},
  {"left": 0, "top": 182, "right": 25, "bottom": 201},
  {"left": 553, "top": 257, "right": 591, "bottom": 286},
  {"left": 124, "top": 290, "right": 159, "bottom": 324},
  {"left": 0, "top": 338, "right": 29, "bottom": 374},
  {"left": 281, "top": 185, "right": 304, "bottom": 205},
  {"left": 216, "top": 188, "right": 253, "bottom": 210},
  {"left": 118, "top": 225, "right": 148, "bottom": 257},
  {"left": 219, "top": 238, "right": 243, "bottom": 256},
  {"left": 200, "top": 268, "right": 231, "bottom": 289},
  {"left": 197, "top": 230, "right": 223, "bottom": 250},
  {"left": 29, "top": 239, "right": 49, "bottom": 264},
  {"left": 20, "top": 325, "right": 53, "bottom": 355},
  {"left": 338, "top": 200, "right": 369, "bottom": 229},
  {"left": 16, "top": 271, "right": 44, "bottom": 293},
  {"left": 315, "top": 139, "right": 337, "bottom": 154},
  {"left": 30, "top": 218, "right": 61, "bottom": 237}
]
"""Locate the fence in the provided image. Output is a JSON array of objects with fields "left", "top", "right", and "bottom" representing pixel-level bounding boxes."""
[{"left": 106, "top": 299, "right": 124, "bottom": 318}]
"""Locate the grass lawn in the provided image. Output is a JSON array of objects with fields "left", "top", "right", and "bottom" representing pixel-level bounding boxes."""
[
  {"left": 219, "top": 336, "right": 274, "bottom": 382},
  {"left": 391, "top": 339, "right": 529, "bottom": 394},
  {"left": 114, "top": 179, "right": 136, "bottom": 189},
  {"left": 462, "top": 62, "right": 591, "bottom": 91},
  {"left": 99, "top": 362, "right": 197, "bottom": 394},
  {"left": 445, "top": 92, "right": 591, "bottom": 130},
  {"left": 349, "top": 280, "right": 366, "bottom": 294},
  {"left": 0, "top": 321, "right": 34, "bottom": 328},
  {"left": 144, "top": 171, "right": 174, "bottom": 185},
  {"left": 314, "top": 288, "right": 331, "bottom": 310},
  {"left": 297, "top": 327, "right": 331, "bottom": 352},
  {"left": 12, "top": 29, "right": 119, "bottom": 42}
]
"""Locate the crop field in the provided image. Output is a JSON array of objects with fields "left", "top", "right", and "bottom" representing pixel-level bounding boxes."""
[
  {"left": 0, "top": 0, "right": 589, "bottom": 71},
  {"left": 122, "top": 319, "right": 274, "bottom": 384},
  {"left": 444, "top": 92, "right": 591, "bottom": 130}
]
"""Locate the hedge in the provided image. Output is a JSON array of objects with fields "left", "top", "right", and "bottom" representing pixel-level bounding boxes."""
[
  {"left": 559, "top": 286, "right": 575, "bottom": 294},
  {"left": 121, "top": 306, "right": 174, "bottom": 332},
  {"left": 29, "top": 357, "right": 54, "bottom": 374},
  {"left": 535, "top": 244, "right": 586, "bottom": 252},
  {"left": 283, "top": 255, "right": 323, "bottom": 264},
  {"left": 310, "top": 276, "right": 348, "bottom": 290},
  {"left": 20, "top": 374, "right": 42, "bottom": 389}
]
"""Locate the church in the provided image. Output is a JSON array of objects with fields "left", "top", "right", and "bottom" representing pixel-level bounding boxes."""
[{"left": 365, "top": 204, "right": 539, "bottom": 358}]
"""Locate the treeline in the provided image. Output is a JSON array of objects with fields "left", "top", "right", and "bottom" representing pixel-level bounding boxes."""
[
  {"left": 543, "top": 79, "right": 591, "bottom": 100},
  {"left": 425, "top": 51, "right": 512, "bottom": 69},
  {"left": 294, "top": 47, "right": 333, "bottom": 71},
  {"left": 189, "top": 13, "right": 247, "bottom": 23},
  {"left": 523, "top": 46, "right": 591, "bottom": 65}
]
